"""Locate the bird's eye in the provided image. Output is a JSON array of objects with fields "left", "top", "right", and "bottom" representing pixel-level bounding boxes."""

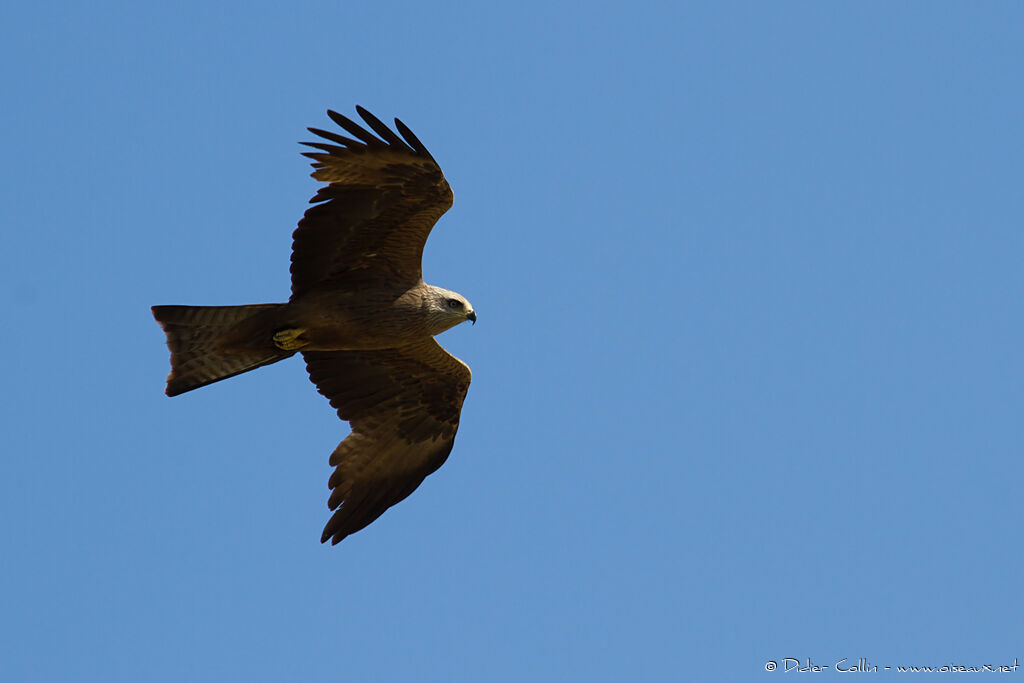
[{"left": 447, "top": 298, "right": 462, "bottom": 310}]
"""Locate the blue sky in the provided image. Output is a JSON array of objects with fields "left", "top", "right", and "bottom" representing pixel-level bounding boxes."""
[{"left": 3, "top": 1, "right": 1023, "bottom": 680}]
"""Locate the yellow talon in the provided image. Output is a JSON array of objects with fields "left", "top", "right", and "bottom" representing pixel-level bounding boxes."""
[{"left": 273, "top": 327, "right": 309, "bottom": 351}]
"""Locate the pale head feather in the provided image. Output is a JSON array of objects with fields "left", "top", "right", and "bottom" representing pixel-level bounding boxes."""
[{"left": 423, "top": 285, "right": 475, "bottom": 335}]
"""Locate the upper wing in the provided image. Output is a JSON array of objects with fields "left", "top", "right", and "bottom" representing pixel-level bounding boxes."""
[
  {"left": 290, "top": 107, "right": 453, "bottom": 298},
  {"left": 302, "top": 339, "right": 472, "bottom": 544}
]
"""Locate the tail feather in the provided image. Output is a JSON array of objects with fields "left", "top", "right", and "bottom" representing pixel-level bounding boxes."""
[{"left": 151, "top": 304, "right": 290, "bottom": 396}]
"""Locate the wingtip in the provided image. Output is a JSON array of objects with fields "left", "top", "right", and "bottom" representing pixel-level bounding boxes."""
[
  {"left": 320, "top": 528, "right": 343, "bottom": 545},
  {"left": 326, "top": 108, "right": 354, "bottom": 128},
  {"left": 307, "top": 127, "right": 362, "bottom": 148},
  {"left": 393, "top": 117, "right": 434, "bottom": 160},
  {"left": 317, "top": 107, "right": 431, "bottom": 158},
  {"left": 326, "top": 108, "right": 381, "bottom": 146},
  {"left": 355, "top": 106, "right": 411, "bottom": 150}
]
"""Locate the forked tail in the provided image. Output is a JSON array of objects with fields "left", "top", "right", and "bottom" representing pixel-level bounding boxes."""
[{"left": 151, "top": 304, "right": 291, "bottom": 396}]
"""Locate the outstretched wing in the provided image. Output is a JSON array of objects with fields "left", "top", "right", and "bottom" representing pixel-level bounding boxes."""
[
  {"left": 302, "top": 339, "right": 472, "bottom": 544},
  {"left": 291, "top": 106, "right": 453, "bottom": 298}
]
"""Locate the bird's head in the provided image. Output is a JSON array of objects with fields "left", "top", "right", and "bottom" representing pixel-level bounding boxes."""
[{"left": 426, "top": 286, "right": 476, "bottom": 334}]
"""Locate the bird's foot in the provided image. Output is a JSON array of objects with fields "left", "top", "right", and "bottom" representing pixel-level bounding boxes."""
[{"left": 273, "top": 327, "right": 309, "bottom": 351}]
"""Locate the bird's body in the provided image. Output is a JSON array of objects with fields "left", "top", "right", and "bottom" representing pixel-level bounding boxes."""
[
  {"left": 152, "top": 107, "right": 475, "bottom": 544},
  {"left": 204, "top": 284, "right": 465, "bottom": 355}
]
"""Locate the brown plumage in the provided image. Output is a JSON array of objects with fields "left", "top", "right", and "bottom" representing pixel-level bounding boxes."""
[{"left": 152, "top": 107, "right": 475, "bottom": 544}]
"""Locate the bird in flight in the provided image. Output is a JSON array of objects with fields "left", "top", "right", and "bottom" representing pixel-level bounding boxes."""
[{"left": 152, "top": 107, "right": 475, "bottom": 545}]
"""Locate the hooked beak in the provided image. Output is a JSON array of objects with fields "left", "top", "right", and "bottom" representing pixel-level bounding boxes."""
[{"left": 467, "top": 310, "right": 477, "bottom": 325}]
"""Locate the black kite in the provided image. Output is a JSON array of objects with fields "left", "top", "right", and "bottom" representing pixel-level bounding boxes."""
[{"left": 152, "top": 107, "right": 475, "bottom": 545}]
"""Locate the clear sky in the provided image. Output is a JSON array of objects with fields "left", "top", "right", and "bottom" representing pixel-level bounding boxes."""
[{"left": 2, "top": 1, "right": 1023, "bottom": 681}]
